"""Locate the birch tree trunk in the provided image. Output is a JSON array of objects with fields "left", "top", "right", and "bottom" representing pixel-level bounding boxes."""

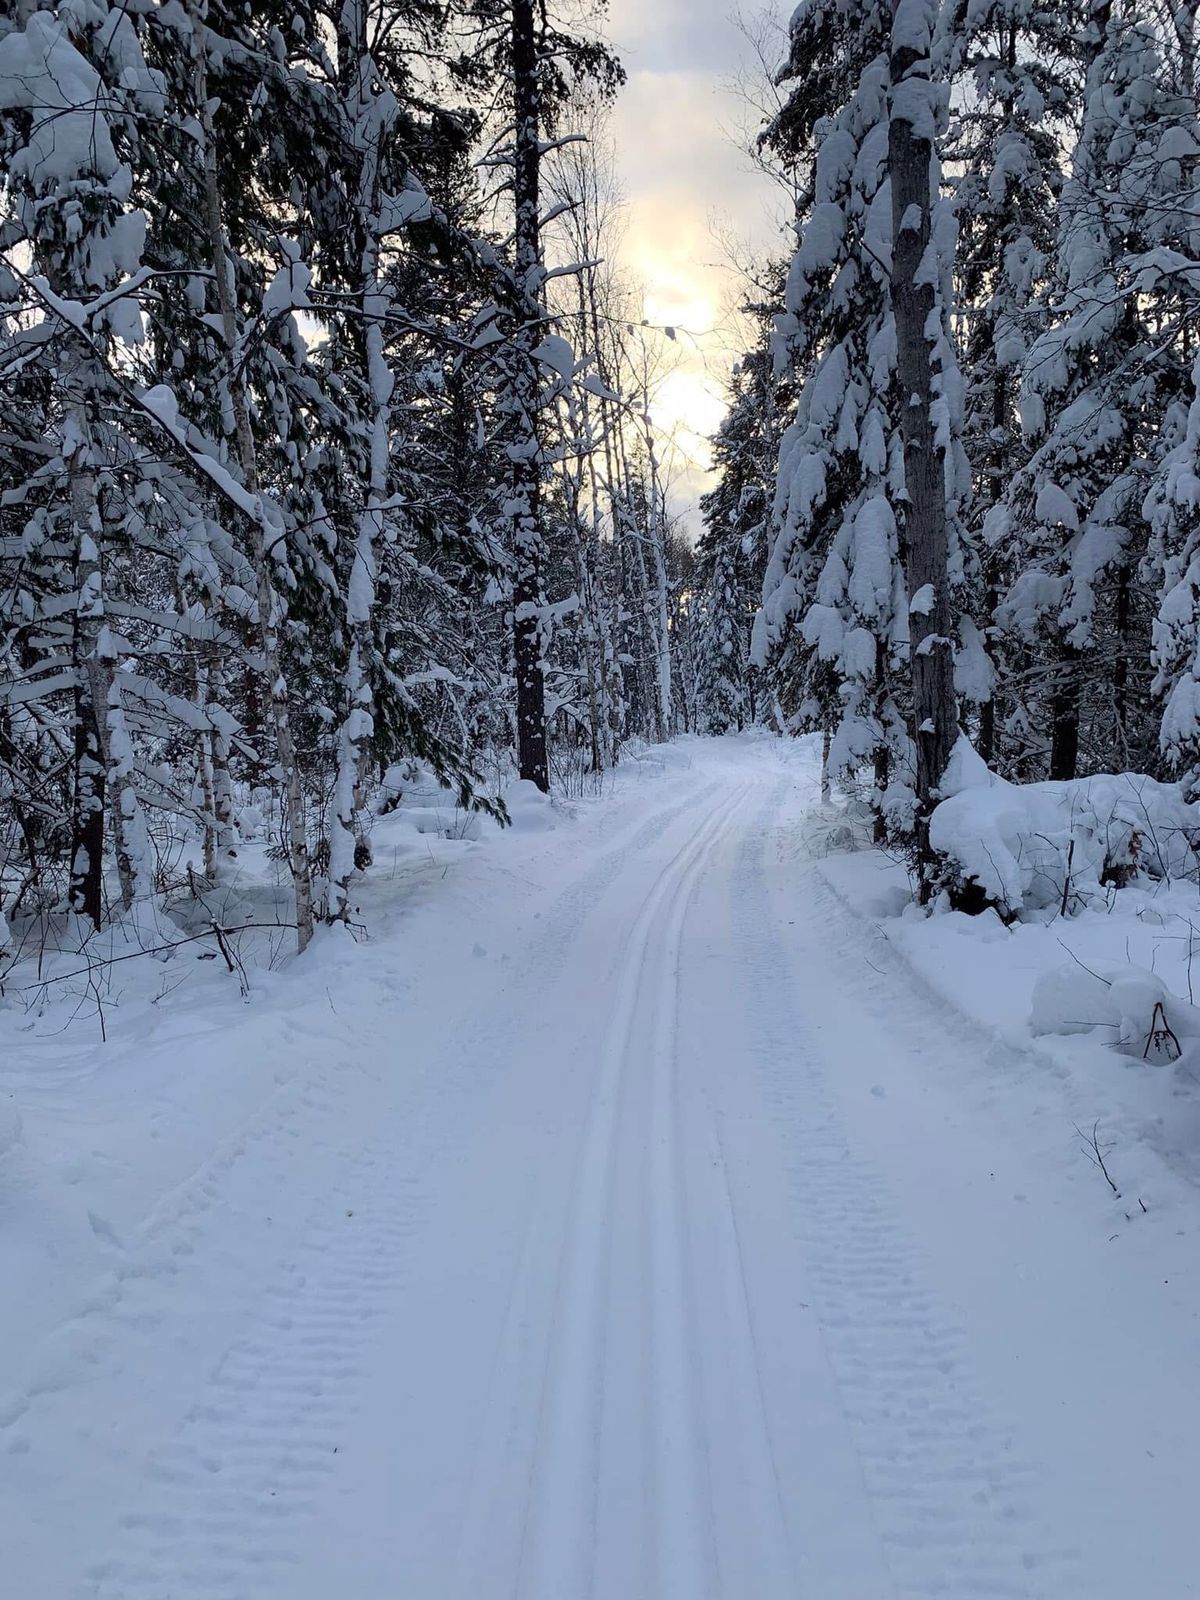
[
  {"left": 640, "top": 398, "right": 674, "bottom": 738},
  {"left": 329, "top": 0, "right": 389, "bottom": 919},
  {"left": 889, "top": 2, "right": 958, "bottom": 896},
  {"left": 189, "top": 4, "right": 313, "bottom": 951}
]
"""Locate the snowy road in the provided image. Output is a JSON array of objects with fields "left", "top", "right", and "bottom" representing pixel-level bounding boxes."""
[{"left": 4, "top": 737, "right": 1200, "bottom": 1597}]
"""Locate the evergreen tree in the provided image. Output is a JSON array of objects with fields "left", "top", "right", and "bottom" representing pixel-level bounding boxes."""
[
  {"left": 753, "top": 0, "right": 909, "bottom": 816},
  {"left": 945, "top": 0, "right": 1081, "bottom": 767},
  {"left": 0, "top": 3, "right": 167, "bottom": 927},
  {"left": 994, "top": 3, "right": 1194, "bottom": 780},
  {"left": 755, "top": 0, "right": 970, "bottom": 833},
  {"left": 695, "top": 327, "right": 781, "bottom": 735},
  {"left": 889, "top": 0, "right": 967, "bottom": 881}
]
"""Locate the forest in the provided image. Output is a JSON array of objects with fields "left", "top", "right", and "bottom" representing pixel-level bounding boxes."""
[
  {"left": 4, "top": 4, "right": 1200, "bottom": 1595},
  {"left": 2, "top": 0, "right": 1198, "bottom": 954}
]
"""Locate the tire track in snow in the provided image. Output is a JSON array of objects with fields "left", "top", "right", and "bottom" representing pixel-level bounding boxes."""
[
  {"left": 0, "top": 780, "right": 709, "bottom": 1446},
  {"left": 511, "top": 786, "right": 747, "bottom": 1600},
  {"left": 435, "top": 782, "right": 734, "bottom": 1596},
  {"left": 645, "top": 782, "right": 797, "bottom": 1599},
  {"left": 84, "top": 1135, "right": 424, "bottom": 1599},
  {"left": 646, "top": 818, "right": 715, "bottom": 1600},
  {"left": 730, "top": 780, "right": 1083, "bottom": 1600}
]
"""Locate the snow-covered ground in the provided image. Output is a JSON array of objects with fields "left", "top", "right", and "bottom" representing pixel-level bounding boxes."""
[{"left": 3, "top": 734, "right": 1200, "bottom": 1597}]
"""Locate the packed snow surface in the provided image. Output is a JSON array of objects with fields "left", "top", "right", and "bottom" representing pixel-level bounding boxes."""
[{"left": 3, "top": 735, "right": 1200, "bottom": 1597}]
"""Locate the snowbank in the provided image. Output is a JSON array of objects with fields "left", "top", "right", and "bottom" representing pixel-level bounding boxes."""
[
  {"left": 930, "top": 740, "right": 1200, "bottom": 916},
  {"left": 372, "top": 766, "right": 557, "bottom": 844},
  {"left": 1030, "top": 961, "right": 1200, "bottom": 1060},
  {"left": 502, "top": 778, "right": 557, "bottom": 833}
]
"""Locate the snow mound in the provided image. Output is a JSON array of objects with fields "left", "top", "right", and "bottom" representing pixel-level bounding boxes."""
[
  {"left": 375, "top": 761, "right": 450, "bottom": 815},
  {"left": 503, "top": 779, "right": 556, "bottom": 834},
  {"left": 931, "top": 740, "right": 1200, "bottom": 916},
  {"left": 1030, "top": 962, "right": 1199, "bottom": 1060},
  {"left": 372, "top": 761, "right": 485, "bottom": 841}
]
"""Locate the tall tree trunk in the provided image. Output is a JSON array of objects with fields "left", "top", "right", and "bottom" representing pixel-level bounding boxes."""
[
  {"left": 890, "top": 6, "right": 958, "bottom": 897},
  {"left": 67, "top": 417, "right": 105, "bottom": 930},
  {"left": 1113, "top": 564, "right": 1130, "bottom": 764},
  {"left": 329, "top": 0, "right": 388, "bottom": 917},
  {"left": 208, "top": 648, "right": 237, "bottom": 864},
  {"left": 977, "top": 354, "right": 1008, "bottom": 767},
  {"left": 977, "top": 24, "right": 1018, "bottom": 771},
  {"left": 558, "top": 441, "right": 604, "bottom": 775},
  {"left": 1049, "top": 648, "right": 1081, "bottom": 780},
  {"left": 509, "top": 0, "right": 549, "bottom": 790},
  {"left": 193, "top": 644, "right": 219, "bottom": 880},
  {"left": 572, "top": 271, "right": 608, "bottom": 772},
  {"left": 107, "top": 672, "right": 152, "bottom": 913},
  {"left": 189, "top": 4, "right": 313, "bottom": 951},
  {"left": 638, "top": 372, "right": 674, "bottom": 737}
]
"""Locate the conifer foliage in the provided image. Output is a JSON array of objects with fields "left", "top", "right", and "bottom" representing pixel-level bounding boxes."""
[
  {"left": 4, "top": 0, "right": 1200, "bottom": 948},
  {"left": 0, "top": 0, "right": 698, "bottom": 956},
  {"left": 725, "top": 0, "right": 1200, "bottom": 878}
]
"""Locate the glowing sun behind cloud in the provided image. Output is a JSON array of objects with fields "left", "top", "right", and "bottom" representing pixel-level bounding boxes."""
[
  {"left": 649, "top": 369, "right": 728, "bottom": 479},
  {"left": 601, "top": 7, "right": 785, "bottom": 536}
]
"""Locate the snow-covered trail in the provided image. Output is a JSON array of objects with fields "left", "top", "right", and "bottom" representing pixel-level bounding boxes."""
[{"left": 5, "top": 736, "right": 1200, "bottom": 1598}]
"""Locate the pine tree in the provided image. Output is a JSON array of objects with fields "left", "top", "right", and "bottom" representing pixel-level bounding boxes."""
[
  {"left": 889, "top": 0, "right": 966, "bottom": 881},
  {"left": 995, "top": 3, "right": 1194, "bottom": 780},
  {"left": 944, "top": 0, "right": 1081, "bottom": 767},
  {"left": 1150, "top": 359, "right": 1200, "bottom": 793},
  {"left": 0, "top": 3, "right": 166, "bottom": 928},
  {"left": 454, "top": 1, "right": 621, "bottom": 791},
  {"left": 755, "top": 0, "right": 967, "bottom": 831},
  {"left": 696, "top": 538, "right": 750, "bottom": 734},
  {"left": 695, "top": 328, "right": 780, "bottom": 735},
  {"left": 753, "top": 0, "right": 907, "bottom": 815}
]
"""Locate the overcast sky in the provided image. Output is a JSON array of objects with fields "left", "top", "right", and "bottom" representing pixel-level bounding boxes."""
[{"left": 600, "top": 0, "right": 789, "bottom": 532}]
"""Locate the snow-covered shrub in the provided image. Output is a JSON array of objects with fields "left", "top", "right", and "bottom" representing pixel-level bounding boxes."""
[
  {"left": 1030, "top": 962, "right": 1199, "bottom": 1061},
  {"left": 375, "top": 762, "right": 447, "bottom": 817},
  {"left": 930, "top": 740, "right": 1200, "bottom": 917}
]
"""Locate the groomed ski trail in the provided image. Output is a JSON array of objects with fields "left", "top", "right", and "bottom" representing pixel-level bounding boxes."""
[{"left": 6, "top": 736, "right": 1200, "bottom": 1598}]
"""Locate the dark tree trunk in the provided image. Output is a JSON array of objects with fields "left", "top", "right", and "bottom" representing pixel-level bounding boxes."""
[
  {"left": 68, "top": 449, "right": 106, "bottom": 931},
  {"left": 510, "top": 0, "right": 549, "bottom": 791},
  {"left": 890, "top": 10, "right": 958, "bottom": 897},
  {"left": 1049, "top": 649, "right": 1081, "bottom": 781},
  {"left": 1113, "top": 565, "right": 1131, "bottom": 763},
  {"left": 977, "top": 696, "right": 995, "bottom": 766},
  {"left": 977, "top": 353, "right": 1008, "bottom": 769}
]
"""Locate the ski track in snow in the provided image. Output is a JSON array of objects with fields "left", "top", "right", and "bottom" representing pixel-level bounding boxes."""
[
  {"left": 508, "top": 785, "right": 755, "bottom": 1600},
  {"left": 2, "top": 778, "right": 717, "bottom": 1598},
  {"left": 5, "top": 738, "right": 1198, "bottom": 1597}
]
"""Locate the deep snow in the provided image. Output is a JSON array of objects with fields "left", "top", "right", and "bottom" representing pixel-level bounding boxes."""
[{"left": 2, "top": 734, "right": 1200, "bottom": 1597}]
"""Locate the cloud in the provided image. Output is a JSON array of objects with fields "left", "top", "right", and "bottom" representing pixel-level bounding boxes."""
[
  {"left": 606, "top": 0, "right": 746, "bottom": 75},
  {"left": 597, "top": 12, "right": 787, "bottom": 534}
]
